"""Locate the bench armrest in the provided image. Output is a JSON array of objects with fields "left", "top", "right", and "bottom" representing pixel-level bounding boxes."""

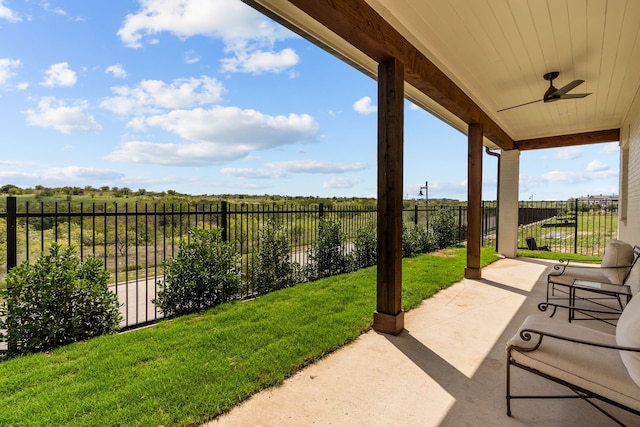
[{"left": 509, "top": 327, "right": 640, "bottom": 353}]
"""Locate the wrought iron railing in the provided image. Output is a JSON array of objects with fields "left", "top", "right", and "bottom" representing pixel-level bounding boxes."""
[{"left": 0, "top": 197, "right": 616, "bottom": 337}]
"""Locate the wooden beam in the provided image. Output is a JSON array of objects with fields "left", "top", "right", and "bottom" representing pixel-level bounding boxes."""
[
  {"left": 514, "top": 129, "right": 620, "bottom": 151},
  {"left": 374, "top": 58, "right": 404, "bottom": 335},
  {"left": 465, "top": 123, "right": 483, "bottom": 280},
  {"left": 287, "top": 0, "right": 514, "bottom": 151}
]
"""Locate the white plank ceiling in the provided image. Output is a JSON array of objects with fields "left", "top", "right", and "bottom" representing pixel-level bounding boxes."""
[{"left": 366, "top": 0, "right": 640, "bottom": 141}]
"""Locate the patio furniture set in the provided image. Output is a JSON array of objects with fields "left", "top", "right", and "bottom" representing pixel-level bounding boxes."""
[{"left": 507, "top": 239, "right": 640, "bottom": 425}]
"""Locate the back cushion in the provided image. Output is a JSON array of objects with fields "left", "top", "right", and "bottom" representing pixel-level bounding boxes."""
[
  {"left": 617, "top": 295, "right": 640, "bottom": 387},
  {"left": 601, "top": 240, "right": 634, "bottom": 284}
]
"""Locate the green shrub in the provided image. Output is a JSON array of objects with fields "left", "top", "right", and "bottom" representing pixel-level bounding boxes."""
[
  {"left": 304, "top": 218, "right": 353, "bottom": 280},
  {"left": 0, "top": 243, "right": 121, "bottom": 358},
  {"left": 353, "top": 226, "right": 377, "bottom": 268},
  {"left": 153, "top": 228, "right": 241, "bottom": 317},
  {"left": 254, "top": 218, "right": 301, "bottom": 295},
  {"left": 431, "top": 209, "right": 458, "bottom": 249},
  {"left": 402, "top": 224, "right": 435, "bottom": 257}
]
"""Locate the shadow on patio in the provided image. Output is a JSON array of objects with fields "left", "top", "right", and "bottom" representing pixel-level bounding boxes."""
[{"left": 209, "top": 256, "right": 637, "bottom": 426}]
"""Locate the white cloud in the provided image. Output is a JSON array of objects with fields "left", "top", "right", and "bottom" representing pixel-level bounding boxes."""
[
  {"left": 105, "top": 140, "right": 250, "bottom": 165},
  {"left": 41, "top": 1, "right": 68, "bottom": 17},
  {"left": 23, "top": 97, "right": 103, "bottom": 134},
  {"left": 105, "top": 64, "right": 127, "bottom": 79},
  {"left": 532, "top": 167, "right": 618, "bottom": 186},
  {"left": 551, "top": 147, "right": 582, "bottom": 160},
  {"left": 221, "top": 160, "right": 367, "bottom": 179},
  {"left": 118, "top": 0, "right": 290, "bottom": 47},
  {"left": 41, "top": 62, "right": 77, "bottom": 87},
  {"left": 353, "top": 96, "right": 377, "bottom": 115},
  {"left": 107, "top": 107, "right": 319, "bottom": 165},
  {"left": 184, "top": 50, "right": 201, "bottom": 64},
  {"left": 586, "top": 160, "right": 608, "bottom": 172},
  {"left": 602, "top": 142, "right": 620, "bottom": 154},
  {"left": 41, "top": 1, "right": 85, "bottom": 20},
  {"left": 0, "top": 0, "right": 21, "bottom": 22},
  {"left": 43, "top": 166, "right": 124, "bottom": 181},
  {"left": 264, "top": 159, "right": 368, "bottom": 174},
  {"left": 117, "top": 0, "right": 298, "bottom": 74},
  {"left": 220, "top": 167, "right": 284, "bottom": 179},
  {"left": 323, "top": 177, "right": 362, "bottom": 189},
  {"left": 0, "top": 160, "right": 37, "bottom": 168},
  {"left": 0, "top": 165, "right": 123, "bottom": 188},
  {"left": 101, "top": 76, "right": 224, "bottom": 115},
  {"left": 0, "top": 58, "right": 20, "bottom": 85},
  {"left": 221, "top": 48, "right": 299, "bottom": 74},
  {"left": 140, "top": 106, "right": 318, "bottom": 146}
]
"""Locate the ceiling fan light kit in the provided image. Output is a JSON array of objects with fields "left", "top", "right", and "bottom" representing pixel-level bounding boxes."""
[{"left": 498, "top": 71, "right": 591, "bottom": 112}]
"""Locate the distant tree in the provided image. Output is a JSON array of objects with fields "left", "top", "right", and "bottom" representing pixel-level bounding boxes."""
[{"left": 0, "top": 184, "right": 19, "bottom": 194}]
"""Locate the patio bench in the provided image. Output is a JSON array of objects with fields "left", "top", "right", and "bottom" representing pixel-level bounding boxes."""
[{"left": 506, "top": 293, "right": 640, "bottom": 425}]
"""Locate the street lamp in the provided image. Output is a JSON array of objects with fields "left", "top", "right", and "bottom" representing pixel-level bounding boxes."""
[{"left": 419, "top": 181, "right": 428, "bottom": 231}]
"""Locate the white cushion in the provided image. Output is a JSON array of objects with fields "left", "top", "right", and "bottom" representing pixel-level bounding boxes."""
[
  {"left": 601, "top": 240, "right": 634, "bottom": 284},
  {"left": 510, "top": 314, "right": 640, "bottom": 411},
  {"left": 617, "top": 294, "right": 640, "bottom": 387}
]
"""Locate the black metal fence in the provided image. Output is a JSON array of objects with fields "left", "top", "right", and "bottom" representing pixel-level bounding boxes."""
[
  {"left": 0, "top": 197, "right": 617, "bottom": 335},
  {"left": 516, "top": 199, "right": 618, "bottom": 256}
]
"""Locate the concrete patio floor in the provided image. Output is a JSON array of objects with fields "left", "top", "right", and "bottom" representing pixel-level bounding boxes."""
[{"left": 208, "top": 256, "right": 638, "bottom": 426}]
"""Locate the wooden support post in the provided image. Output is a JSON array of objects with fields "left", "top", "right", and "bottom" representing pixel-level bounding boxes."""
[
  {"left": 466, "top": 123, "right": 483, "bottom": 279},
  {"left": 373, "top": 58, "right": 405, "bottom": 335}
]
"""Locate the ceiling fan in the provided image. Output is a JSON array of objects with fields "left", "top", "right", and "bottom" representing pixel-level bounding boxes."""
[{"left": 497, "top": 71, "right": 591, "bottom": 112}]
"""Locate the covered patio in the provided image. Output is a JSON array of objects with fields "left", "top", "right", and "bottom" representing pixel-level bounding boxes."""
[
  {"left": 213, "top": 1, "right": 640, "bottom": 424},
  {"left": 242, "top": 0, "right": 640, "bottom": 335},
  {"left": 210, "top": 255, "right": 637, "bottom": 426}
]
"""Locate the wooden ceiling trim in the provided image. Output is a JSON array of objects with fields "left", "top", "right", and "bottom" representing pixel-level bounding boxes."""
[
  {"left": 286, "top": 0, "right": 514, "bottom": 150},
  {"left": 514, "top": 128, "right": 620, "bottom": 151}
]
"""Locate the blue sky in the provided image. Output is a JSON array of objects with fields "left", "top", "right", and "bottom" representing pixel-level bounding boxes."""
[{"left": 0, "top": 0, "right": 620, "bottom": 201}]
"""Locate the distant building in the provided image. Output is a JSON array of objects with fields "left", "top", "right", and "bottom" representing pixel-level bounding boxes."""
[{"left": 578, "top": 194, "right": 619, "bottom": 204}]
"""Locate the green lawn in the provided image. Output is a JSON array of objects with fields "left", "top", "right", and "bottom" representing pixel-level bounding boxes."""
[{"left": 0, "top": 247, "right": 499, "bottom": 427}]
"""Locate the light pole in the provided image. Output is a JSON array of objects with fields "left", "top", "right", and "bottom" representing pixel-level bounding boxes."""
[{"left": 419, "top": 181, "right": 428, "bottom": 231}]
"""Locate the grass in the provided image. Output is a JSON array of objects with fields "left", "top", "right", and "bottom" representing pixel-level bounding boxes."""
[
  {"left": 0, "top": 246, "right": 499, "bottom": 427},
  {"left": 517, "top": 249, "right": 602, "bottom": 264}
]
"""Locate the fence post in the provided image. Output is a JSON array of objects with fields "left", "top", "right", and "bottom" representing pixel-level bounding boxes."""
[
  {"left": 481, "top": 201, "right": 485, "bottom": 247},
  {"left": 6, "top": 196, "right": 17, "bottom": 355},
  {"left": 458, "top": 206, "right": 463, "bottom": 242},
  {"left": 319, "top": 203, "right": 324, "bottom": 218},
  {"left": 221, "top": 201, "right": 228, "bottom": 243},
  {"left": 574, "top": 198, "right": 579, "bottom": 254},
  {"left": 414, "top": 204, "right": 418, "bottom": 226},
  {"left": 7, "top": 196, "right": 17, "bottom": 270}
]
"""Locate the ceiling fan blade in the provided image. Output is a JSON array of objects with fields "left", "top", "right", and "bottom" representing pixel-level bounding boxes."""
[
  {"left": 558, "top": 93, "right": 591, "bottom": 99},
  {"left": 549, "top": 79, "right": 585, "bottom": 97},
  {"left": 496, "top": 98, "right": 543, "bottom": 112}
]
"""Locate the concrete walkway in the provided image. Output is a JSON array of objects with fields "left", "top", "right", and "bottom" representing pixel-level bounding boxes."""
[{"left": 207, "top": 257, "right": 637, "bottom": 427}]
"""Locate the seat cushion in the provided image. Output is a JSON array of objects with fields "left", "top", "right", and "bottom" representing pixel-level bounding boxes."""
[
  {"left": 617, "top": 294, "right": 640, "bottom": 388},
  {"left": 509, "top": 315, "right": 640, "bottom": 411},
  {"left": 547, "top": 265, "right": 611, "bottom": 286},
  {"left": 602, "top": 240, "right": 634, "bottom": 284}
]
